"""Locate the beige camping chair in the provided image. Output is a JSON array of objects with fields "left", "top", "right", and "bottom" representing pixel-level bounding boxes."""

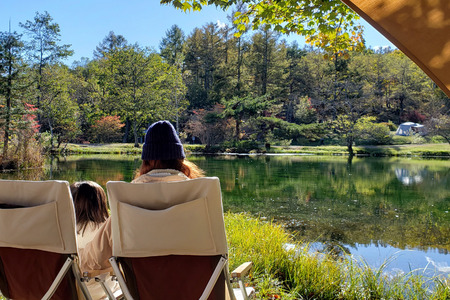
[
  {"left": 0, "top": 179, "right": 92, "bottom": 300},
  {"left": 106, "top": 177, "right": 254, "bottom": 300}
]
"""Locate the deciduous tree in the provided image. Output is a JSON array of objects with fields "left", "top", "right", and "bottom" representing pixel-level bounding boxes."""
[
  {"left": 40, "top": 64, "right": 80, "bottom": 149},
  {"left": 185, "top": 104, "right": 230, "bottom": 147},
  {"left": 90, "top": 115, "right": 125, "bottom": 143},
  {"left": 426, "top": 114, "right": 450, "bottom": 144},
  {"left": 161, "top": 0, "right": 364, "bottom": 53},
  {"left": 103, "top": 45, "right": 186, "bottom": 146}
]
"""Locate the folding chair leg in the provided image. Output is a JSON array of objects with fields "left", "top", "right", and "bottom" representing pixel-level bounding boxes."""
[
  {"left": 237, "top": 278, "right": 249, "bottom": 300},
  {"left": 71, "top": 257, "right": 93, "bottom": 300},
  {"left": 199, "top": 256, "right": 228, "bottom": 300},
  {"left": 41, "top": 257, "right": 74, "bottom": 300},
  {"left": 96, "top": 274, "right": 116, "bottom": 300},
  {"left": 224, "top": 263, "right": 237, "bottom": 300},
  {"left": 110, "top": 257, "right": 134, "bottom": 300}
]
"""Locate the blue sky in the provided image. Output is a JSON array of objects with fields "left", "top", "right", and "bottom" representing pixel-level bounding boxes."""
[{"left": 1, "top": 0, "right": 395, "bottom": 65}]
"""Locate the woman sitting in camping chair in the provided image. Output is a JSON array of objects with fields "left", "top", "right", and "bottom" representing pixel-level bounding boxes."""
[{"left": 79, "top": 120, "right": 204, "bottom": 271}]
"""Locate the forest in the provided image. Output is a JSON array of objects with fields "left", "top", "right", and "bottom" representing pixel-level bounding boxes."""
[{"left": 1, "top": 11, "right": 449, "bottom": 168}]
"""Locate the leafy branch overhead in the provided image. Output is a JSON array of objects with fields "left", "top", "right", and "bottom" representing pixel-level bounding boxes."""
[{"left": 160, "top": 0, "right": 364, "bottom": 54}]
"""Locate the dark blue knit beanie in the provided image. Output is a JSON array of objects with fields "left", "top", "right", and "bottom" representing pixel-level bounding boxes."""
[{"left": 141, "top": 121, "right": 185, "bottom": 160}]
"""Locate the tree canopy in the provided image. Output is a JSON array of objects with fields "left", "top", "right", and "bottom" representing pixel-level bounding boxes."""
[{"left": 160, "top": 0, "right": 364, "bottom": 54}]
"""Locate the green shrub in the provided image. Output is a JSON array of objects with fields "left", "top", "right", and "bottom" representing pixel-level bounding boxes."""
[
  {"left": 391, "top": 134, "right": 414, "bottom": 145},
  {"left": 426, "top": 135, "right": 447, "bottom": 144},
  {"left": 355, "top": 118, "right": 392, "bottom": 145},
  {"left": 221, "top": 140, "right": 261, "bottom": 153},
  {"left": 184, "top": 144, "right": 206, "bottom": 153},
  {"left": 391, "top": 134, "right": 426, "bottom": 145},
  {"left": 382, "top": 120, "right": 397, "bottom": 131}
]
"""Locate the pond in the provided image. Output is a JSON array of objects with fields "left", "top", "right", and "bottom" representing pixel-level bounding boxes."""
[{"left": 1, "top": 154, "right": 449, "bottom": 277}]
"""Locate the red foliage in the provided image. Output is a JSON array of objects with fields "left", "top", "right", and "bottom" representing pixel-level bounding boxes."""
[
  {"left": 90, "top": 115, "right": 125, "bottom": 143},
  {"left": 93, "top": 115, "right": 125, "bottom": 128},
  {"left": 405, "top": 110, "right": 426, "bottom": 123},
  {"left": 23, "top": 103, "right": 40, "bottom": 134},
  {"left": 306, "top": 97, "right": 313, "bottom": 110}
]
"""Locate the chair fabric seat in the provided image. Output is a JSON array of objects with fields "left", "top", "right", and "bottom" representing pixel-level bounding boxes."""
[
  {"left": 0, "top": 180, "right": 92, "bottom": 300},
  {"left": 118, "top": 255, "right": 225, "bottom": 300},
  {"left": 0, "top": 247, "right": 77, "bottom": 300}
]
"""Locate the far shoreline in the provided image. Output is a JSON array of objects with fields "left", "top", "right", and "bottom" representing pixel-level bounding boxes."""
[{"left": 61, "top": 143, "right": 450, "bottom": 158}]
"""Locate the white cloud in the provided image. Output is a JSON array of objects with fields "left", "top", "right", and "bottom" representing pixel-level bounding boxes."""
[
  {"left": 426, "top": 257, "right": 450, "bottom": 273},
  {"left": 373, "top": 45, "right": 391, "bottom": 51},
  {"left": 216, "top": 20, "right": 226, "bottom": 29}
]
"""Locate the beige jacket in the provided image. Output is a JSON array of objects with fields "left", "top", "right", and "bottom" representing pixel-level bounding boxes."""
[
  {"left": 79, "top": 169, "right": 189, "bottom": 271},
  {"left": 78, "top": 223, "right": 120, "bottom": 299}
]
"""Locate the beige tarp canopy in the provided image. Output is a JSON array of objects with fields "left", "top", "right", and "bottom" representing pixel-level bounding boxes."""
[{"left": 341, "top": 0, "right": 450, "bottom": 97}]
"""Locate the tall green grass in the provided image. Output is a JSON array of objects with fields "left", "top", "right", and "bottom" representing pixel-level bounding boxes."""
[{"left": 224, "top": 213, "right": 450, "bottom": 299}]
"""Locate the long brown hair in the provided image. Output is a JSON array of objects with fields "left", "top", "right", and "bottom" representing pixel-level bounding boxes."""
[
  {"left": 70, "top": 181, "right": 109, "bottom": 234},
  {"left": 136, "top": 159, "right": 204, "bottom": 179}
]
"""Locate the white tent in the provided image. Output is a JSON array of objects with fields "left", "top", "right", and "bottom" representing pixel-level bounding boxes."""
[{"left": 395, "top": 122, "right": 425, "bottom": 136}]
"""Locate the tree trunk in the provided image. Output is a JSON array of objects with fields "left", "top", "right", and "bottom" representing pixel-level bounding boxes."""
[
  {"left": 2, "top": 48, "right": 13, "bottom": 160},
  {"left": 37, "top": 49, "right": 43, "bottom": 127},
  {"left": 123, "top": 118, "right": 130, "bottom": 143},
  {"left": 397, "top": 93, "right": 405, "bottom": 124},
  {"left": 347, "top": 154, "right": 354, "bottom": 166},
  {"left": 133, "top": 120, "right": 139, "bottom": 147},
  {"left": 347, "top": 136, "right": 354, "bottom": 157},
  {"left": 48, "top": 120, "right": 54, "bottom": 150},
  {"left": 235, "top": 118, "right": 241, "bottom": 140},
  {"left": 262, "top": 30, "right": 268, "bottom": 95},
  {"left": 237, "top": 37, "right": 242, "bottom": 95}
]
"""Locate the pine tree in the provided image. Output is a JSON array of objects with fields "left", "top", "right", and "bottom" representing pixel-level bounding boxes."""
[
  {"left": 0, "top": 31, "right": 29, "bottom": 161},
  {"left": 159, "top": 25, "right": 185, "bottom": 66},
  {"left": 93, "top": 31, "right": 128, "bottom": 59},
  {"left": 20, "top": 11, "right": 73, "bottom": 123}
]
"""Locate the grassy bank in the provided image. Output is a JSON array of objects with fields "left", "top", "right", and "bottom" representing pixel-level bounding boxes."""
[
  {"left": 61, "top": 143, "right": 450, "bottom": 157},
  {"left": 272, "top": 144, "right": 450, "bottom": 157},
  {"left": 61, "top": 143, "right": 142, "bottom": 155},
  {"left": 225, "top": 213, "right": 450, "bottom": 299}
]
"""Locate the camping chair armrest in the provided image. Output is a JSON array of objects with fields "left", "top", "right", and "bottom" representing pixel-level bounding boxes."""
[
  {"left": 231, "top": 262, "right": 253, "bottom": 279},
  {"left": 230, "top": 262, "right": 254, "bottom": 300}
]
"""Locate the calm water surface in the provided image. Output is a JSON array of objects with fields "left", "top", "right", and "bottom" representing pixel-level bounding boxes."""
[{"left": 2, "top": 154, "right": 449, "bottom": 276}]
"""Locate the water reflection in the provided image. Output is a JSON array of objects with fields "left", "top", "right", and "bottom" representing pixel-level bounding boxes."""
[
  {"left": 1, "top": 154, "right": 449, "bottom": 275},
  {"left": 350, "top": 244, "right": 450, "bottom": 277},
  {"left": 395, "top": 167, "right": 424, "bottom": 185}
]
